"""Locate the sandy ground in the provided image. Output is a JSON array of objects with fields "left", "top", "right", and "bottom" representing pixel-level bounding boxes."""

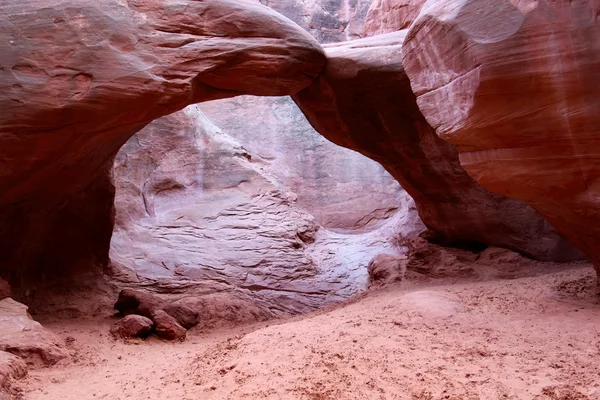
[{"left": 15, "top": 265, "right": 600, "bottom": 400}]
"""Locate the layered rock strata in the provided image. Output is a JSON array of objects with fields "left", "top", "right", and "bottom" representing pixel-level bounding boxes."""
[{"left": 293, "top": 31, "right": 584, "bottom": 261}]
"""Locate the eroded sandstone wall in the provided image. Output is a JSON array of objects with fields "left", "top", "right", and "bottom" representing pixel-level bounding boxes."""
[
  {"left": 200, "top": 97, "right": 403, "bottom": 231},
  {"left": 293, "top": 32, "right": 585, "bottom": 261},
  {"left": 403, "top": 0, "right": 600, "bottom": 269},
  {"left": 0, "top": 0, "right": 325, "bottom": 290},
  {"left": 110, "top": 106, "right": 421, "bottom": 313}
]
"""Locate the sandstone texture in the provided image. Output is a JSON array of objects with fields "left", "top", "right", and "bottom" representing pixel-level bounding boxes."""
[
  {"left": 0, "top": 299, "right": 67, "bottom": 366},
  {"left": 260, "top": 0, "right": 374, "bottom": 43},
  {"left": 293, "top": 31, "right": 584, "bottom": 262},
  {"left": 110, "top": 315, "right": 154, "bottom": 339},
  {"left": 0, "top": 0, "right": 325, "bottom": 289},
  {"left": 367, "top": 253, "right": 407, "bottom": 286},
  {"left": 364, "top": 0, "right": 425, "bottom": 35},
  {"left": 114, "top": 289, "right": 200, "bottom": 330},
  {"left": 152, "top": 310, "right": 187, "bottom": 341},
  {"left": 403, "top": 0, "right": 600, "bottom": 269},
  {"left": 200, "top": 97, "right": 403, "bottom": 231},
  {"left": 110, "top": 106, "right": 418, "bottom": 314},
  {"left": 0, "top": 351, "right": 27, "bottom": 386}
]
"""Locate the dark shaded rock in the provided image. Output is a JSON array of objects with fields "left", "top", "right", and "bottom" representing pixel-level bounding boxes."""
[
  {"left": 114, "top": 289, "right": 199, "bottom": 330},
  {"left": 152, "top": 310, "right": 186, "bottom": 341},
  {"left": 110, "top": 315, "right": 154, "bottom": 339},
  {"left": 0, "top": 282, "right": 10, "bottom": 302},
  {"left": 114, "top": 289, "right": 162, "bottom": 320}
]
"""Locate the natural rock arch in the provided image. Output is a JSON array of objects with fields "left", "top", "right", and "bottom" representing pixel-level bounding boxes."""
[{"left": 0, "top": 0, "right": 588, "bottom": 297}]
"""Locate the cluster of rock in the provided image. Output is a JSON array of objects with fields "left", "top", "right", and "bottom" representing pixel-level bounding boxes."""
[{"left": 111, "top": 289, "right": 200, "bottom": 341}]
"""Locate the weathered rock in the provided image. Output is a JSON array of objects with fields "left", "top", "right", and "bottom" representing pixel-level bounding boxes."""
[
  {"left": 152, "top": 310, "right": 186, "bottom": 341},
  {"left": 110, "top": 315, "right": 154, "bottom": 339},
  {"left": 166, "top": 294, "right": 276, "bottom": 331},
  {"left": 293, "top": 32, "right": 584, "bottom": 262},
  {"left": 364, "top": 0, "right": 425, "bottom": 35},
  {"left": 0, "top": 0, "right": 325, "bottom": 289},
  {"left": 0, "top": 283, "right": 10, "bottom": 303},
  {"left": 114, "top": 289, "right": 199, "bottom": 330},
  {"left": 114, "top": 289, "right": 163, "bottom": 320},
  {"left": 0, "top": 299, "right": 67, "bottom": 366},
  {"left": 200, "top": 97, "right": 404, "bottom": 231},
  {"left": 403, "top": 0, "right": 600, "bottom": 271},
  {"left": 260, "top": 0, "right": 374, "bottom": 43},
  {"left": 0, "top": 351, "right": 27, "bottom": 388},
  {"left": 367, "top": 253, "right": 407, "bottom": 286},
  {"left": 109, "top": 106, "right": 414, "bottom": 314},
  {"left": 162, "top": 303, "right": 201, "bottom": 330}
]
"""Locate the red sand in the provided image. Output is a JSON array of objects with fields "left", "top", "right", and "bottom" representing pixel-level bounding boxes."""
[{"left": 18, "top": 265, "right": 600, "bottom": 400}]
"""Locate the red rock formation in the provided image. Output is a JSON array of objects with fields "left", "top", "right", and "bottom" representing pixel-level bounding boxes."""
[
  {"left": 110, "top": 105, "right": 416, "bottom": 313},
  {"left": 200, "top": 97, "right": 405, "bottom": 231},
  {"left": 0, "top": 0, "right": 325, "bottom": 289},
  {"left": 293, "top": 32, "right": 584, "bottom": 261},
  {"left": 364, "top": 0, "right": 425, "bottom": 35},
  {"left": 403, "top": 0, "right": 600, "bottom": 269},
  {"left": 259, "top": 0, "right": 374, "bottom": 42}
]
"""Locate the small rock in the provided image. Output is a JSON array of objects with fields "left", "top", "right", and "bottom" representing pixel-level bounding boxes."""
[
  {"left": 110, "top": 315, "right": 154, "bottom": 339},
  {"left": 152, "top": 310, "right": 186, "bottom": 341},
  {"left": 162, "top": 303, "right": 200, "bottom": 330}
]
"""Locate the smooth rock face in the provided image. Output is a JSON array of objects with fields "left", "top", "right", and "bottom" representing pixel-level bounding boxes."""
[
  {"left": 200, "top": 97, "right": 404, "bottom": 231},
  {"left": 0, "top": 0, "right": 325, "bottom": 288},
  {"left": 403, "top": 0, "right": 600, "bottom": 268},
  {"left": 364, "top": 0, "right": 425, "bottom": 35},
  {"left": 110, "top": 315, "right": 154, "bottom": 339},
  {"left": 110, "top": 106, "right": 418, "bottom": 313},
  {"left": 293, "top": 32, "right": 585, "bottom": 261},
  {"left": 0, "top": 299, "right": 67, "bottom": 366}
]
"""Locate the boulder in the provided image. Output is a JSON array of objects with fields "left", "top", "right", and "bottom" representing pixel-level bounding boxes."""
[
  {"left": 293, "top": 32, "right": 584, "bottom": 261},
  {"left": 114, "top": 289, "right": 199, "bottom": 330},
  {"left": 0, "top": 0, "right": 325, "bottom": 290},
  {"left": 367, "top": 253, "right": 407, "bottom": 286},
  {"left": 152, "top": 310, "right": 186, "bottom": 341},
  {"left": 0, "top": 282, "right": 10, "bottom": 302},
  {"left": 0, "top": 299, "right": 67, "bottom": 366},
  {"left": 110, "top": 315, "right": 154, "bottom": 339},
  {"left": 403, "top": 0, "right": 600, "bottom": 272}
]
